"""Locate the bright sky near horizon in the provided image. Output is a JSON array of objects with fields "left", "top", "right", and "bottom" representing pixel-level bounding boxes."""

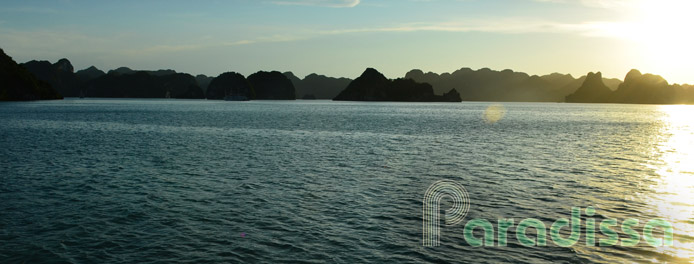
[{"left": 1, "top": 0, "right": 692, "bottom": 83}]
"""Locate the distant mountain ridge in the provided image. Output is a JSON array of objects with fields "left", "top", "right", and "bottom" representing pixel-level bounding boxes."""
[
  {"left": 404, "top": 68, "right": 622, "bottom": 102},
  {"left": 10, "top": 50, "right": 694, "bottom": 104},
  {"left": 567, "top": 69, "right": 694, "bottom": 104}
]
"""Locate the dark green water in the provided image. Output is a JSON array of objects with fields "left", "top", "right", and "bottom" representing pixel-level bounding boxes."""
[{"left": 1, "top": 99, "right": 692, "bottom": 263}]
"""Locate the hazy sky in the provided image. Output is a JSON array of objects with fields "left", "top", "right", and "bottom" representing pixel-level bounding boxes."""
[{"left": 1, "top": 0, "right": 692, "bottom": 83}]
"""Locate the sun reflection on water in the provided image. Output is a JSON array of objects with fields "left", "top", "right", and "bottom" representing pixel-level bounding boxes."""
[{"left": 648, "top": 105, "right": 694, "bottom": 261}]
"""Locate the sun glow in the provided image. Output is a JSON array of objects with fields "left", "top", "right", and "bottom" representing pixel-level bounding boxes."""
[
  {"left": 634, "top": 0, "right": 694, "bottom": 82},
  {"left": 596, "top": 1, "right": 694, "bottom": 83}
]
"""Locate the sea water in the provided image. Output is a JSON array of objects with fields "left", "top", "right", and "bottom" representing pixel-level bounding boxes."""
[{"left": 1, "top": 99, "right": 692, "bottom": 263}]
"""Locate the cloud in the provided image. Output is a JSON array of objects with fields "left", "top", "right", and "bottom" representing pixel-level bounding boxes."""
[
  {"left": 316, "top": 18, "right": 602, "bottom": 35},
  {"left": 533, "top": 0, "right": 634, "bottom": 9},
  {"left": 271, "top": 0, "right": 360, "bottom": 7},
  {"left": 578, "top": 0, "right": 632, "bottom": 8},
  {"left": 122, "top": 35, "right": 304, "bottom": 55},
  {"left": 117, "top": 19, "right": 581, "bottom": 55}
]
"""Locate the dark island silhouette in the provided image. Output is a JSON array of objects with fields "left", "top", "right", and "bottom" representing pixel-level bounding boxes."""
[
  {"left": 83, "top": 70, "right": 205, "bottom": 99},
  {"left": 247, "top": 71, "right": 296, "bottom": 100},
  {"left": 22, "top": 58, "right": 80, "bottom": 98},
  {"left": 16, "top": 59, "right": 205, "bottom": 99},
  {"left": 3, "top": 48, "right": 694, "bottom": 104},
  {"left": 565, "top": 72, "right": 613, "bottom": 103},
  {"left": 284, "top": 72, "right": 352, "bottom": 99},
  {"left": 196, "top": 74, "right": 214, "bottom": 95},
  {"left": 334, "top": 68, "right": 462, "bottom": 102},
  {"left": 0, "top": 48, "right": 62, "bottom": 100},
  {"left": 75, "top": 66, "right": 106, "bottom": 82},
  {"left": 206, "top": 72, "right": 254, "bottom": 100}
]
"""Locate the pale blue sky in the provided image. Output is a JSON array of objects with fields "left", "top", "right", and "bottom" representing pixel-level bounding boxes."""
[{"left": 1, "top": 0, "right": 691, "bottom": 83}]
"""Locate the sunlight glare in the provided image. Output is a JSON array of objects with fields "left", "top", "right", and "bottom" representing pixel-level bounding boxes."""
[{"left": 648, "top": 105, "right": 694, "bottom": 261}]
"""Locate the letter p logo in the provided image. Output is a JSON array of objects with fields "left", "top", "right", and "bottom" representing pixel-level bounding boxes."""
[{"left": 423, "top": 180, "right": 470, "bottom": 247}]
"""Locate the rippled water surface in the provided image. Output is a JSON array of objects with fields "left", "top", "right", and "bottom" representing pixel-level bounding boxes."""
[{"left": 1, "top": 99, "right": 693, "bottom": 263}]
